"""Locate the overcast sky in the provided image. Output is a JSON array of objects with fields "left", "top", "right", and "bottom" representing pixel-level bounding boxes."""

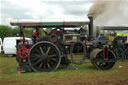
[{"left": 0, "top": 0, "right": 93, "bottom": 25}]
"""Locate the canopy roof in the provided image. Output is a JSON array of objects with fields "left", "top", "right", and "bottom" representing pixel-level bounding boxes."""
[{"left": 10, "top": 18, "right": 90, "bottom": 28}]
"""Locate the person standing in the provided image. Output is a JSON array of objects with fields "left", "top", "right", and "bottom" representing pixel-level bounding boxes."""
[
  {"left": 79, "top": 28, "right": 87, "bottom": 41},
  {"left": 116, "top": 39, "right": 126, "bottom": 61}
]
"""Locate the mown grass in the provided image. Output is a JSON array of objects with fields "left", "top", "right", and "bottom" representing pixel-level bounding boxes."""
[{"left": 0, "top": 54, "right": 128, "bottom": 85}]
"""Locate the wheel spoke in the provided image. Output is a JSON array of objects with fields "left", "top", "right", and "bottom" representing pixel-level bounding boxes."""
[
  {"left": 34, "top": 49, "right": 41, "bottom": 55},
  {"left": 44, "top": 61, "right": 48, "bottom": 69},
  {"left": 47, "top": 62, "right": 51, "bottom": 68},
  {"left": 49, "top": 61, "right": 54, "bottom": 66},
  {"left": 50, "top": 58, "right": 56, "bottom": 61},
  {"left": 50, "top": 58, "right": 56, "bottom": 63},
  {"left": 49, "top": 54, "right": 56, "bottom": 58},
  {"left": 49, "top": 49, "right": 55, "bottom": 55},
  {"left": 31, "top": 55, "right": 40, "bottom": 58},
  {"left": 33, "top": 53, "right": 40, "bottom": 57},
  {"left": 46, "top": 47, "right": 51, "bottom": 54},
  {"left": 33, "top": 56, "right": 40, "bottom": 61},
  {"left": 42, "top": 62, "right": 45, "bottom": 69},
  {"left": 40, "top": 47, "right": 45, "bottom": 55},
  {"left": 33, "top": 59, "right": 42, "bottom": 66},
  {"left": 39, "top": 62, "right": 43, "bottom": 68}
]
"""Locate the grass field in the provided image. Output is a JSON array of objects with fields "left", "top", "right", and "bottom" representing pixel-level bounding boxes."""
[{"left": 0, "top": 54, "right": 128, "bottom": 85}]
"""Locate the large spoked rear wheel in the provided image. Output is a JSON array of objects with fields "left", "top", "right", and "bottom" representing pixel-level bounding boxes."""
[
  {"left": 90, "top": 49, "right": 116, "bottom": 70},
  {"left": 70, "top": 41, "right": 86, "bottom": 65},
  {"left": 29, "top": 41, "right": 61, "bottom": 72}
]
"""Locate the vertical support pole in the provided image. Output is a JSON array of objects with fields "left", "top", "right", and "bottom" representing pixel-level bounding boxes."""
[
  {"left": 88, "top": 16, "right": 93, "bottom": 41},
  {"left": 20, "top": 26, "right": 25, "bottom": 44}
]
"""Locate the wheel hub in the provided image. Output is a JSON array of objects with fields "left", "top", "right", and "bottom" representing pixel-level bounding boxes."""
[{"left": 41, "top": 54, "right": 48, "bottom": 61}]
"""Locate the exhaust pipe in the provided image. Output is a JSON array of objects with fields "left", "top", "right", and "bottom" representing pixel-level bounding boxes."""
[{"left": 88, "top": 16, "right": 93, "bottom": 40}]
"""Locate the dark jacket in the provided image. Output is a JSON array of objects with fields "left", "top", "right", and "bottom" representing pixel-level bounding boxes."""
[{"left": 117, "top": 41, "right": 125, "bottom": 52}]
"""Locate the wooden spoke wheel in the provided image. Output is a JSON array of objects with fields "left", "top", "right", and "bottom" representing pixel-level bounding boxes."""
[
  {"left": 90, "top": 49, "right": 116, "bottom": 70},
  {"left": 28, "top": 41, "right": 61, "bottom": 72},
  {"left": 70, "top": 41, "right": 86, "bottom": 65}
]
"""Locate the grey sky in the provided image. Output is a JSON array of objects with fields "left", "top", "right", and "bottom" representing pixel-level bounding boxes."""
[{"left": 0, "top": 0, "right": 93, "bottom": 25}]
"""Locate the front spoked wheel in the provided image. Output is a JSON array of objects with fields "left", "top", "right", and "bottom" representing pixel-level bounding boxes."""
[{"left": 29, "top": 41, "right": 61, "bottom": 72}]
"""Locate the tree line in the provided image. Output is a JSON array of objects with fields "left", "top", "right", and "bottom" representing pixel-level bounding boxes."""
[{"left": 0, "top": 25, "right": 51, "bottom": 40}]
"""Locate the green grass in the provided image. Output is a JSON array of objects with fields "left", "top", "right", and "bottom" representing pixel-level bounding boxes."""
[{"left": 0, "top": 54, "right": 128, "bottom": 85}]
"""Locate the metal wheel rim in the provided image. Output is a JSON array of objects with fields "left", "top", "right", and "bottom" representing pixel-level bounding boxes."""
[
  {"left": 28, "top": 41, "right": 61, "bottom": 72},
  {"left": 70, "top": 41, "right": 86, "bottom": 65},
  {"left": 90, "top": 49, "right": 116, "bottom": 70}
]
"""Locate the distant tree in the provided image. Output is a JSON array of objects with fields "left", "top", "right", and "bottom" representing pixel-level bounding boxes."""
[
  {"left": 44, "top": 28, "right": 52, "bottom": 34},
  {"left": 23, "top": 28, "right": 33, "bottom": 38},
  {"left": 11, "top": 27, "right": 19, "bottom": 37},
  {"left": 39, "top": 28, "right": 49, "bottom": 36},
  {"left": 0, "top": 25, "right": 12, "bottom": 39}
]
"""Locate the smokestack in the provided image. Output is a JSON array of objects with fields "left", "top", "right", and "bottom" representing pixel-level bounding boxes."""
[
  {"left": 96, "top": 26, "right": 100, "bottom": 37},
  {"left": 88, "top": 16, "right": 93, "bottom": 40}
]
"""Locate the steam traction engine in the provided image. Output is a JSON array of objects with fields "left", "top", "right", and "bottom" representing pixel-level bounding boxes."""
[{"left": 10, "top": 16, "right": 117, "bottom": 72}]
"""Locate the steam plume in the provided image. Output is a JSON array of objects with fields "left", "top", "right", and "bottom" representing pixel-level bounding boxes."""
[{"left": 88, "top": 0, "right": 128, "bottom": 26}]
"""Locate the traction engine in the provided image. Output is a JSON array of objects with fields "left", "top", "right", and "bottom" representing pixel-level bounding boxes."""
[{"left": 10, "top": 16, "right": 117, "bottom": 73}]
